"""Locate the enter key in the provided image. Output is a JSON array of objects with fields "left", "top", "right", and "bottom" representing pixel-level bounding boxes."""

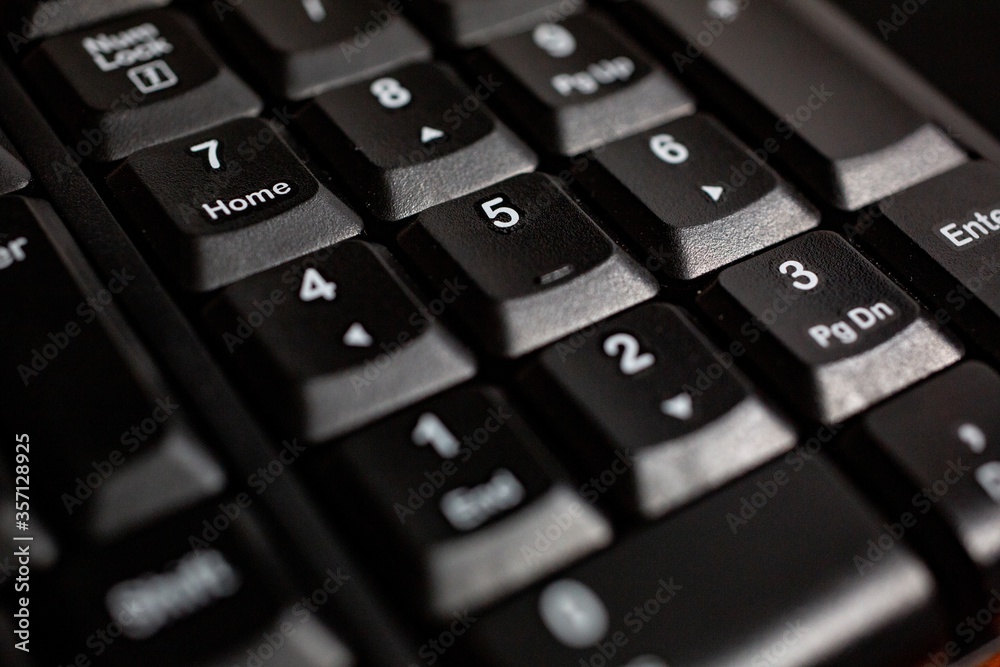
[{"left": 868, "top": 161, "right": 1000, "bottom": 360}]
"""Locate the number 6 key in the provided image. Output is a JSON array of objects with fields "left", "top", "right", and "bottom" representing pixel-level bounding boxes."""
[{"left": 698, "top": 231, "right": 963, "bottom": 423}]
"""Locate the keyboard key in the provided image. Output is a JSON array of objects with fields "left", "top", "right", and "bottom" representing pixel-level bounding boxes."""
[
  {"left": 202, "top": 240, "right": 476, "bottom": 442},
  {"left": 462, "top": 458, "right": 950, "bottom": 666},
  {"left": 36, "top": 503, "right": 354, "bottom": 666},
  {"left": 209, "top": 0, "right": 431, "bottom": 100},
  {"left": 844, "top": 362, "right": 1000, "bottom": 598},
  {"left": 296, "top": 62, "right": 536, "bottom": 220},
  {"left": 311, "top": 385, "right": 612, "bottom": 616},
  {"left": 575, "top": 114, "right": 819, "bottom": 279},
  {"left": 520, "top": 303, "right": 796, "bottom": 518},
  {"left": 23, "top": 10, "right": 261, "bottom": 161},
  {"left": 0, "top": 129, "right": 30, "bottom": 195},
  {"left": 409, "top": 0, "right": 580, "bottom": 47},
  {"left": 469, "top": 12, "right": 693, "bottom": 156},
  {"left": 397, "top": 173, "right": 659, "bottom": 357},
  {"left": 697, "top": 231, "right": 962, "bottom": 423},
  {"left": 622, "top": 0, "right": 966, "bottom": 210},
  {"left": 863, "top": 162, "right": 1000, "bottom": 361},
  {"left": 0, "top": 197, "right": 226, "bottom": 542},
  {"left": 4, "top": 0, "right": 170, "bottom": 40},
  {"left": 107, "top": 117, "right": 362, "bottom": 291}
]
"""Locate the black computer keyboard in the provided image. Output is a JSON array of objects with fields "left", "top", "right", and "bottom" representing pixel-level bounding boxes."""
[{"left": 2, "top": 1, "right": 1000, "bottom": 666}]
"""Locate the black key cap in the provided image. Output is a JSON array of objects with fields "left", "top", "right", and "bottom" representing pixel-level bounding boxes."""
[
  {"left": 4, "top": 0, "right": 169, "bottom": 41},
  {"left": 23, "top": 10, "right": 261, "bottom": 161},
  {"left": 203, "top": 240, "right": 476, "bottom": 442},
  {"left": 520, "top": 303, "right": 795, "bottom": 518},
  {"left": 107, "top": 117, "right": 362, "bottom": 292},
  {"left": 209, "top": 0, "right": 431, "bottom": 100},
  {"left": 0, "top": 197, "right": 226, "bottom": 541},
  {"left": 397, "top": 172, "right": 659, "bottom": 357},
  {"left": 576, "top": 114, "right": 819, "bottom": 279},
  {"left": 462, "top": 458, "right": 950, "bottom": 666},
  {"left": 622, "top": 0, "right": 966, "bottom": 210},
  {"left": 0, "top": 129, "right": 30, "bottom": 195},
  {"left": 312, "top": 385, "right": 612, "bottom": 616},
  {"left": 698, "top": 231, "right": 962, "bottom": 423},
  {"left": 469, "top": 12, "right": 693, "bottom": 156},
  {"left": 296, "top": 62, "right": 536, "bottom": 220},
  {"left": 409, "top": 0, "right": 579, "bottom": 47},
  {"left": 862, "top": 161, "right": 1000, "bottom": 361},
  {"left": 37, "top": 504, "right": 354, "bottom": 666},
  {"left": 844, "top": 362, "right": 1000, "bottom": 596}
]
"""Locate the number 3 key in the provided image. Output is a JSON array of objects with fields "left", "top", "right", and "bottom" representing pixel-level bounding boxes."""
[{"left": 698, "top": 231, "right": 963, "bottom": 423}]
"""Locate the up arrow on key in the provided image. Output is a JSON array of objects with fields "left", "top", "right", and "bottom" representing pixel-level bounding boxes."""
[{"left": 421, "top": 126, "right": 446, "bottom": 144}]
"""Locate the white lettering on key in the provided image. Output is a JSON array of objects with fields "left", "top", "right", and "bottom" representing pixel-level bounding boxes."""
[
  {"left": 551, "top": 57, "right": 635, "bottom": 96},
  {"left": 201, "top": 182, "right": 293, "bottom": 221},
  {"left": 104, "top": 550, "right": 241, "bottom": 640},
  {"left": 440, "top": 468, "right": 526, "bottom": 531},
  {"left": 127, "top": 59, "right": 178, "bottom": 94},
  {"left": 976, "top": 461, "right": 1000, "bottom": 504},
  {"left": 938, "top": 209, "right": 1000, "bottom": 249},
  {"left": 808, "top": 302, "right": 895, "bottom": 349},
  {"left": 82, "top": 23, "right": 174, "bottom": 73},
  {"left": 539, "top": 579, "right": 609, "bottom": 649},
  {"left": 0, "top": 237, "right": 28, "bottom": 270}
]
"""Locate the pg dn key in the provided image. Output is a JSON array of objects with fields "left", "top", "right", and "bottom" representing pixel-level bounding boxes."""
[{"left": 698, "top": 231, "right": 962, "bottom": 423}]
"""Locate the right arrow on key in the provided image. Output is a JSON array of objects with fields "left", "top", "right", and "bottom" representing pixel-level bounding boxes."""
[{"left": 700, "top": 184, "right": 724, "bottom": 202}]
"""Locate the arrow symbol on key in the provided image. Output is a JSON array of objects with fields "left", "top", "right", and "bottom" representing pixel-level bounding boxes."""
[
  {"left": 660, "top": 393, "right": 694, "bottom": 421},
  {"left": 421, "top": 126, "right": 446, "bottom": 144},
  {"left": 701, "top": 185, "right": 724, "bottom": 202},
  {"left": 301, "top": 0, "right": 327, "bottom": 22},
  {"left": 343, "top": 322, "right": 374, "bottom": 348}
]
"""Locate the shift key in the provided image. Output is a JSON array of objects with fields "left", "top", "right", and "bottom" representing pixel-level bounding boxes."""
[{"left": 870, "top": 162, "right": 1000, "bottom": 360}]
